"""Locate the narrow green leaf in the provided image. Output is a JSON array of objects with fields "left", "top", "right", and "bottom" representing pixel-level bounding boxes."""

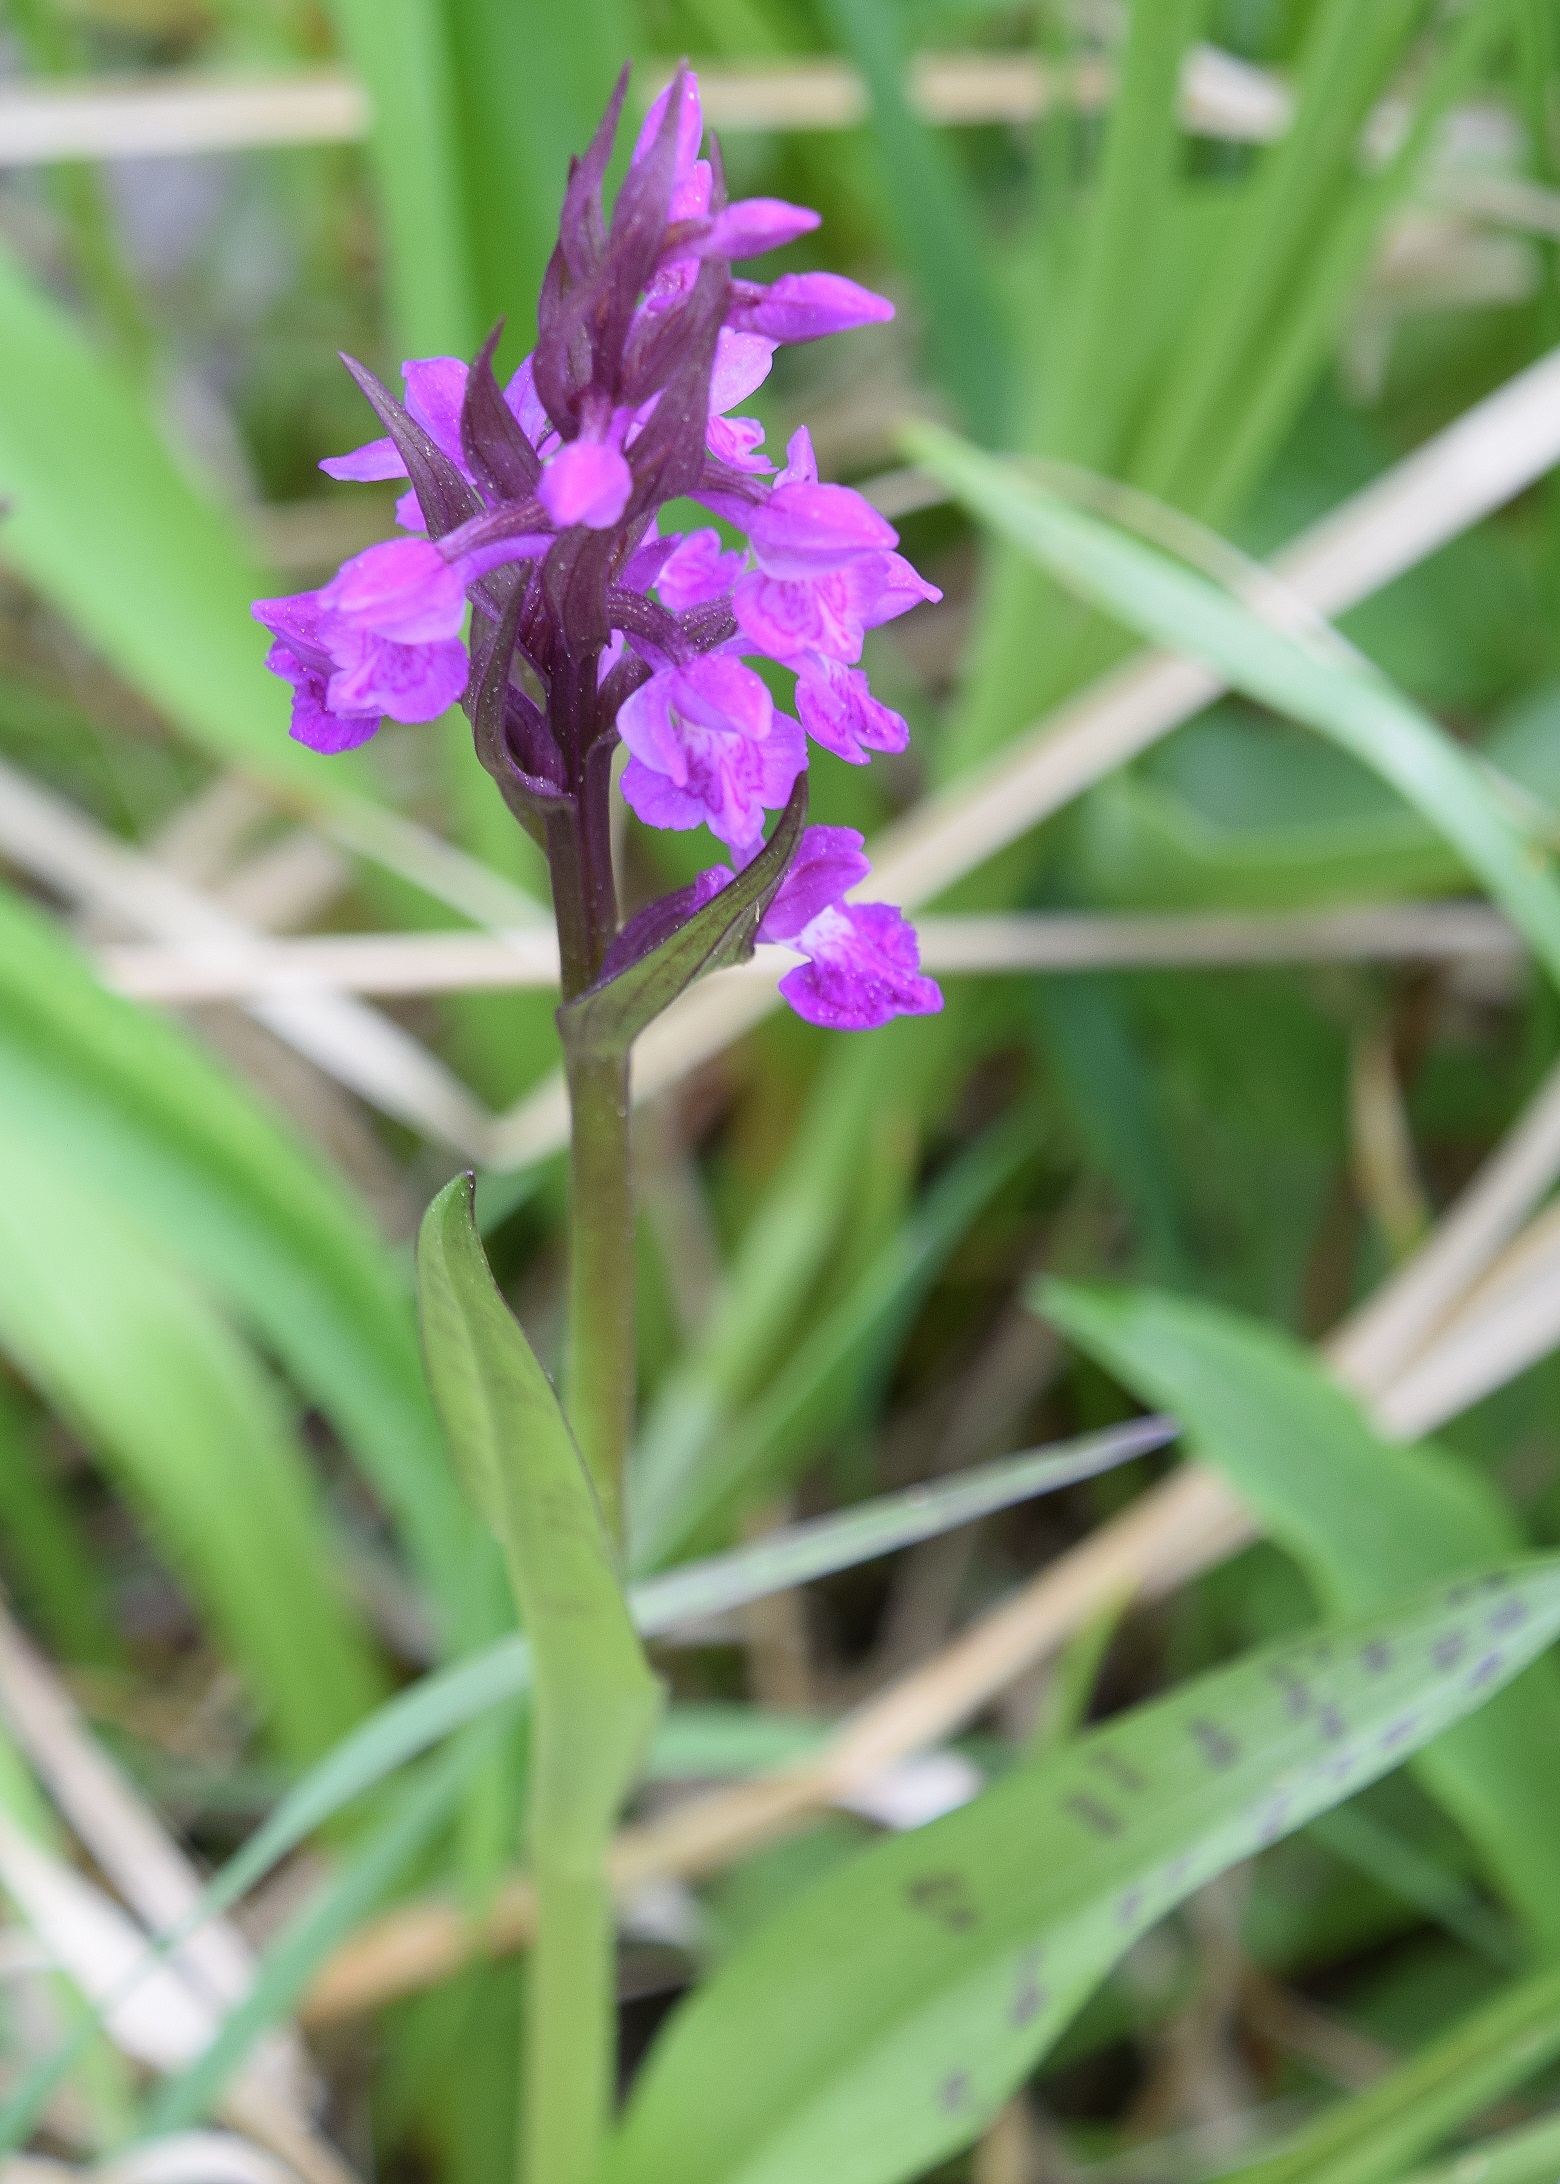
[
  {"left": 1042, "top": 1282, "right": 1560, "bottom": 1952},
  {"left": 1227, "top": 1960, "right": 1560, "bottom": 2184},
  {"left": 0, "top": 882, "right": 484, "bottom": 1637},
  {"left": 0, "top": 242, "right": 308, "bottom": 790},
  {"left": 634, "top": 1417, "right": 1173, "bottom": 1630},
  {"left": 908, "top": 424, "right": 1560, "bottom": 989},
  {"left": 321, "top": 0, "right": 479, "bottom": 356},
  {"left": 418, "top": 1176, "right": 660, "bottom": 1783},
  {"left": 558, "top": 780, "right": 808, "bottom": 1061},
  {"left": 631, "top": 1103, "right": 1037, "bottom": 1570},
  {"left": 1396, "top": 2103, "right": 1560, "bottom": 2184},
  {"left": 445, "top": 0, "right": 635, "bottom": 345},
  {"left": 145, "top": 1734, "right": 488, "bottom": 2135},
  {"left": 417, "top": 1175, "right": 662, "bottom": 2183},
  {"left": 607, "top": 1561, "right": 1560, "bottom": 2184},
  {"left": 0, "top": 1129, "right": 382, "bottom": 1759},
  {"left": 819, "top": 0, "right": 1007, "bottom": 439}
]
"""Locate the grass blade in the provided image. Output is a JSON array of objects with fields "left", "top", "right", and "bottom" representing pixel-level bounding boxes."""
[
  {"left": 0, "top": 1131, "right": 382, "bottom": 1760},
  {"left": 820, "top": 0, "right": 1008, "bottom": 438},
  {"left": 0, "top": 882, "right": 485, "bottom": 1642},
  {"left": 908, "top": 426, "right": 1560, "bottom": 992},
  {"left": 1227, "top": 1961, "right": 1560, "bottom": 2184},
  {"left": 631, "top": 1103, "right": 1038, "bottom": 1570}
]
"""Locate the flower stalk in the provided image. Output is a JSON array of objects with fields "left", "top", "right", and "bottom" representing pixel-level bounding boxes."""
[{"left": 252, "top": 58, "right": 947, "bottom": 2179}]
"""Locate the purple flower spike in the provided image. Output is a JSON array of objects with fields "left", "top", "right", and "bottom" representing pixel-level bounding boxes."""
[
  {"left": 619, "top": 656, "right": 805, "bottom": 856},
  {"left": 539, "top": 438, "right": 634, "bottom": 529},
  {"left": 777, "top": 901, "right": 943, "bottom": 1031},
  {"left": 261, "top": 60, "right": 943, "bottom": 1036}
]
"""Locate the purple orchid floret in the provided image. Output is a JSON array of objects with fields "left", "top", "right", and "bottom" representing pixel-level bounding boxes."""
[
  {"left": 618, "top": 655, "right": 805, "bottom": 859},
  {"left": 253, "top": 63, "right": 943, "bottom": 1032}
]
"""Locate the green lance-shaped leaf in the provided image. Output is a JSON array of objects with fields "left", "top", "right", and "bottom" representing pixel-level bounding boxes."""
[
  {"left": 417, "top": 1176, "right": 662, "bottom": 2184},
  {"left": 558, "top": 779, "right": 808, "bottom": 1060},
  {"left": 0, "top": 1124, "right": 382, "bottom": 1759},
  {"left": 1042, "top": 1281, "right": 1560, "bottom": 1953},
  {"left": 605, "top": 1561, "right": 1560, "bottom": 2184},
  {"left": 906, "top": 423, "right": 1560, "bottom": 991},
  {"left": 0, "top": 881, "right": 485, "bottom": 1644}
]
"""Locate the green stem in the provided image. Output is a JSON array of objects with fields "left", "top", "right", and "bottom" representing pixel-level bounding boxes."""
[
  {"left": 564, "top": 1045, "right": 634, "bottom": 1549},
  {"left": 522, "top": 1818, "right": 618, "bottom": 2184}
]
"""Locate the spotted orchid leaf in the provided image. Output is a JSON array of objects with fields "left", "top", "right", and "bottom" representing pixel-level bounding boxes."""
[{"left": 605, "top": 1560, "right": 1560, "bottom": 2184}]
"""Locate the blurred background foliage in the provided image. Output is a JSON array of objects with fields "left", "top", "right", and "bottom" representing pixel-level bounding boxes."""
[{"left": 7, "top": 0, "right": 1560, "bottom": 2178}]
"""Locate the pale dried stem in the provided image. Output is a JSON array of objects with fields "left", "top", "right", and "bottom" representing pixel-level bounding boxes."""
[{"left": 94, "top": 903, "right": 1521, "bottom": 1005}]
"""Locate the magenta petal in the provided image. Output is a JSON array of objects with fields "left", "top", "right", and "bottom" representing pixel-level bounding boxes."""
[
  {"left": 325, "top": 630, "right": 469, "bottom": 723},
  {"left": 733, "top": 569, "right": 863, "bottom": 664},
  {"left": 748, "top": 482, "right": 898, "bottom": 577},
  {"left": 401, "top": 357, "right": 470, "bottom": 465},
  {"left": 265, "top": 642, "right": 379, "bottom": 752},
  {"left": 619, "top": 659, "right": 803, "bottom": 853},
  {"left": 621, "top": 754, "right": 712, "bottom": 835},
  {"left": 395, "top": 486, "right": 426, "bottom": 533},
  {"left": 707, "top": 414, "right": 771, "bottom": 473},
  {"left": 709, "top": 329, "right": 777, "bottom": 415},
  {"left": 774, "top": 427, "right": 818, "bottom": 488},
  {"left": 503, "top": 353, "right": 551, "bottom": 447},
  {"left": 845, "top": 549, "right": 943, "bottom": 629},
  {"left": 656, "top": 528, "right": 746, "bottom": 610},
  {"left": 794, "top": 658, "right": 910, "bottom": 764},
  {"left": 777, "top": 902, "right": 942, "bottom": 1030},
  {"left": 539, "top": 440, "right": 633, "bottom": 529},
  {"left": 704, "top": 198, "right": 821, "bottom": 260},
  {"left": 318, "top": 538, "right": 468, "bottom": 643},
  {"left": 320, "top": 435, "right": 406, "bottom": 483},
  {"left": 732, "top": 271, "right": 895, "bottom": 344},
  {"left": 758, "top": 824, "right": 871, "bottom": 942},
  {"left": 634, "top": 71, "right": 704, "bottom": 181},
  {"left": 253, "top": 588, "right": 331, "bottom": 670}
]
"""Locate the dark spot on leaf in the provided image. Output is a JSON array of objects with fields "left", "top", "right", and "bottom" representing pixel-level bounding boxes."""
[
  {"left": 1189, "top": 1718, "right": 1240, "bottom": 1771},
  {"left": 905, "top": 1872, "right": 980, "bottom": 1933},
  {"left": 1268, "top": 1668, "right": 1312, "bottom": 1718},
  {"left": 1432, "top": 1632, "right": 1467, "bottom": 1671},
  {"left": 1360, "top": 1641, "right": 1393, "bottom": 1674},
  {"left": 1257, "top": 1795, "right": 1291, "bottom": 1844},
  {"left": 1490, "top": 1599, "right": 1529, "bottom": 1634},
  {"left": 1379, "top": 1713, "right": 1419, "bottom": 1751},
  {"left": 1318, "top": 1703, "right": 1346, "bottom": 1743},
  {"left": 1467, "top": 1650, "right": 1504, "bottom": 1689},
  {"left": 1010, "top": 1947, "right": 1048, "bottom": 2027},
  {"left": 940, "top": 2071, "right": 971, "bottom": 2112},
  {"left": 1064, "top": 1792, "right": 1124, "bottom": 1839},
  {"left": 1117, "top": 1887, "right": 1144, "bottom": 1926},
  {"left": 1091, "top": 1749, "right": 1147, "bottom": 1795}
]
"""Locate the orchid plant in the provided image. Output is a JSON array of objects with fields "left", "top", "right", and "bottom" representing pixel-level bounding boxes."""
[{"left": 251, "top": 62, "right": 943, "bottom": 2182}]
